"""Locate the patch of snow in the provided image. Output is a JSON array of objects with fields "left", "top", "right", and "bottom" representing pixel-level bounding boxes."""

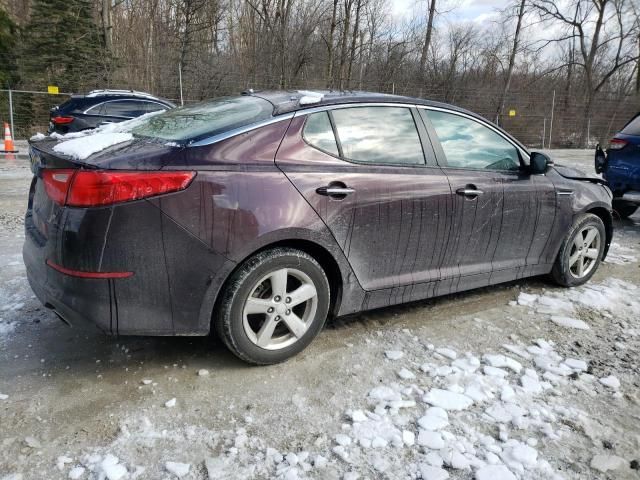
[
  {"left": 165, "top": 461, "right": 190, "bottom": 477},
  {"left": 549, "top": 316, "right": 590, "bottom": 330},
  {"left": 384, "top": 350, "right": 404, "bottom": 360},
  {"left": 423, "top": 389, "right": 473, "bottom": 411},
  {"left": 590, "top": 454, "right": 627, "bottom": 472},
  {"left": 417, "top": 407, "right": 449, "bottom": 430},
  {"left": 599, "top": 375, "right": 620, "bottom": 389},
  {"left": 418, "top": 464, "right": 450, "bottom": 480},
  {"left": 30, "top": 132, "right": 47, "bottom": 141},
  {"left": 197, "top": 369, "right": 209, "bottom": 376},
  {"left": 435, "top": 347, "right": 457, "bottom": 360},
  {"left": 397, "top": 367, "right": 415, "bottom": 380},
  {"left": 53, "top": 133, "right": 133, "bottom": 160},
  {"left": 475, "top": 464, "right": 516, "bottom": 480},
  {"left": 165, "top": 398, "right": 177, "bottom": 408},
  {"left": 68, "top": 466, "right": 85, "bottom": 479}
]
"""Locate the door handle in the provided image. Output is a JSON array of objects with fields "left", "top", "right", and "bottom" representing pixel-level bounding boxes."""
[
  {"left": 456, "top": 187, "right": 484, "bottom": 197},
  {"left": 316, "top": 186, "right": 355, "bottom": 197}
]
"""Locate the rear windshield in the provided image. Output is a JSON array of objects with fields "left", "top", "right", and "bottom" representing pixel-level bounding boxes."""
[
  {"left": 621, "top": 114, "right": 640, "bottom": 136},
  {"left": 131, "top": 96, "right": 273, "bottom": 142},
  {"left": 56, "top": 98, "right": 86, "bottom": 114}
]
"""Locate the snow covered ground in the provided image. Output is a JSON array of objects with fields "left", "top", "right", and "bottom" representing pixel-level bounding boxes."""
[{"left": 1, "top": 150, "right": 640, "bottom": 480}]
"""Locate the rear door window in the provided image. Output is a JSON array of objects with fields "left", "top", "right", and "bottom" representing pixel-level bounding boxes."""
[
  {"left": 303, "top": 112, "right": 339, "bottom": 156},
  {"left": 330, "top": 106, "right": 425, "bottom": 165},
  {"left": 103, "top": 100, "right": 148, "bottom": 118},
  {"left": 426, "top": 110, "right": 520, "bottom": 171},
  {"left": 621, "top": 115, "right": 640, "bottom": 136}
]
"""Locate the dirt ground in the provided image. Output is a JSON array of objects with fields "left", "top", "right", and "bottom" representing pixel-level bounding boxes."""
[{"left": 1, "top": 148, "right": 639, "bottom": 480}]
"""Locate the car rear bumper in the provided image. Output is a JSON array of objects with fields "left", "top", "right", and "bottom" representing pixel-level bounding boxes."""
[{"left": 23, "top": 213, "right": 115, "bottom": 334}]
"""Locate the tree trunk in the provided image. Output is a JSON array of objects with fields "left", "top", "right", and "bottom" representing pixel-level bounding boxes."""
[
  {"left": 326, "top": 0, "right": 339, "bottom": 88},
  {"left": 346, "top": 0, "right": 362, "bottom": 89},
  {"left": 496, "top": 0, "right": 525, "bottom": 124},
  {"left": 338, "top": 0, "right": 354, "bottom": 90},
  {"left": 102, "top": 0, "right": 113, "bottom": 51},
  {"left": 418, "top": 0, "right": 436, "bottom": 77}
]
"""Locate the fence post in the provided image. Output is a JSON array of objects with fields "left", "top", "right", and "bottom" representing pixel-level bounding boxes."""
[
  {"left": 8, "top": 89, "right": 15, "bottom": 139},
  {"left": 548, "top": 89, "right": 555, "bottom": 149},
  {"left": 178, "top": 63, "right": 184, "bottom": 107},
  {"left": 542, "top": 117, "right": 546, "bottom": 149},
  {"left": 587, "top": 118, "right": 590, "bottom": 147}
]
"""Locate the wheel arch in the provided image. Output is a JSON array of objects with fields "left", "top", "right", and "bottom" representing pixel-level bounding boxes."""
[
  {"left": 208, "top": 238, "right": 347, "bottom": 334},
  {"left": 584, "top": 206, "right": 613, "bottom": 260}
]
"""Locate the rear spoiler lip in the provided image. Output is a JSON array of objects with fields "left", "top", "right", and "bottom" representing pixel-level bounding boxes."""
[{"left": 28, "top": 136, "right": 182, "bottom": 171}]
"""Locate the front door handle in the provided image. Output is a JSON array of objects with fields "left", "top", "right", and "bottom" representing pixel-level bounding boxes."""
[
  {"left": 456, "top": 187, "right": 484, "bottom": 197},
  {"left": 316, "top": 186, "right": 355, "bottom": 198}
]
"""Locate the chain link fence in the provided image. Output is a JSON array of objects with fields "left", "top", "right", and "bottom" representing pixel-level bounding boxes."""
[{"left": 1, "top": 75, "right": 638, "bottom": 148}]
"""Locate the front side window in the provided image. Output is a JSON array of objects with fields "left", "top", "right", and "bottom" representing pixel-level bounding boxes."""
[
  {"left": 131, "top": 96, "right": 273, "bottom": 142},
  {"left": 331, "top": 107, "right": 425, "bottom": 165},
  {"left": 303, "top": 112, "right": 339, "bottom": 156},
  {"left": 427, "top": 110, "right": 520, "bottom": 171}
]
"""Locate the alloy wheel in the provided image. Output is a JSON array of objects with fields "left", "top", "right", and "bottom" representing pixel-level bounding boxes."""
[
  {"left": 242, "top": 268, "right": 318, "bottom": 350},
  {"left": 568, "top": 226, "right": 601, "bottom": 279}
]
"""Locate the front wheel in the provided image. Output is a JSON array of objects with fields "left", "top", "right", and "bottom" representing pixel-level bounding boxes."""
[
  {"left": 551, "top": 213, "right": 605, "bottom": 287},
  {"left": 214, "top": 248, "right": 330, "bottom": 365}
]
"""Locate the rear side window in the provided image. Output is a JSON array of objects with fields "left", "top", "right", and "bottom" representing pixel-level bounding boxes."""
[
  {"left": 426, "top": 110, "right": 520, "bottom": 170},
  {"left": 142, "top": 101, "right": 168, "bottom": 114},
  {"left": 621, "top": 114, "right": 640, "bottom": 136},
  {"left": 303, "top": 112, "right": 339, "bottom": 156},
  {"left": 103, "top": 100, "right": 146, "bottom": 118},
  {"left": 331, "top": 106, "right": 425, "bottom": 165},
  {"left": 131, "top": 96, "right": 274, "bottom": 142}
]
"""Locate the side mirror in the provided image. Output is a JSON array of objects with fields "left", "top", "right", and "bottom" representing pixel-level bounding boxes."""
[{"left": 529, "top": 152, "right": 550, "bottom": 174}]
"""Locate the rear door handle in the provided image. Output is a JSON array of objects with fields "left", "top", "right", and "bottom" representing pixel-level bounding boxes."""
[
  {"left": 456, "top": 187, "right": 484, "bottom": 197},
  {"left": 316, "top": 186, "right": 355, "bottom": 197}
]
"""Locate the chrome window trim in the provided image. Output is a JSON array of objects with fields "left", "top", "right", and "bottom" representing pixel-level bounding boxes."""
[
  {"left": 188, "top": 113, "right": 295, "bottom": 147},
  {"left": 415, "top": 104, "right": 530, "bottom": 160},
  {"left": 187, "top": 101, "right": 529, "bottom": 155},
  {"left": 292, "top": 102, "right": 415, "bottom": 117}
]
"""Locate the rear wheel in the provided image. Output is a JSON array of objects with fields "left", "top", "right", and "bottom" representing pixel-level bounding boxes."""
[
  {"left": 552, "top": 213, "right": 605, "bottom": 287},
  {"left": 214, "top": 248, "right": 330, "bottom": 365},
  {"left": 612, "top": 200, "right": 638, "bottom": 219}
]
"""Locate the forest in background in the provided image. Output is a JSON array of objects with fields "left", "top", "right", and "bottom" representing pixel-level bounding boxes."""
[{"left": 0, "top": 0, "right": 638, "bottom": 146}]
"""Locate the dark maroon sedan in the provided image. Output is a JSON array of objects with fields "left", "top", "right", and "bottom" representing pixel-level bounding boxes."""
[{"left": 24, "top": 91, "right": 613, "bottom": 364}]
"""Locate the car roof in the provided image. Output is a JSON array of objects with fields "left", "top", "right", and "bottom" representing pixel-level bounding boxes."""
[
  {"left": 69, "top": 90, "right": 175, "bottom": 107},
  {"left": 246, "top": 89, "right": 475, "bottom": 117}
]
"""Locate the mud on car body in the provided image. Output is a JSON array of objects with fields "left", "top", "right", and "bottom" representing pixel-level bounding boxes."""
[{"left": 25, "top": 91, "right": 613, "bottom": 364}]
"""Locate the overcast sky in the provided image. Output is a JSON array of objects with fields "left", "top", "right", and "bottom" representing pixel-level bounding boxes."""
[{"left": 390, "top": 0, "right": 511, "bottom": 25}]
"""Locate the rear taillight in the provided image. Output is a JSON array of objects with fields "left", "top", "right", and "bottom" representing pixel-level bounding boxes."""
[
  {"left": 42, "top": 169, "right": 76, "bottom": 205},
  {"left": 609, "top": 138, "right": 628, "bottom": 150},
  {"left": 51, "top": 116, "right": 75, "bottom": 125},
  {"left": 42, "top": 170, "right": 195, "bottom": 207}
]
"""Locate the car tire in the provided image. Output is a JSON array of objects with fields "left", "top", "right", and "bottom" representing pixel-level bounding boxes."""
[
  {"left": 551, "top": 213, "right": 606, "bottom": 287},
  {"left": 612, "top": 201, "right": 637, "bottom": 219},
  {"left": 214, "top": 248, "right": 330, "bottom": 365}
]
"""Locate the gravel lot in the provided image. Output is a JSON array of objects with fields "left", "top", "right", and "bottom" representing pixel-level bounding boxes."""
[{"left": 1, "top": 148, "right": 639, "bottom": 480}]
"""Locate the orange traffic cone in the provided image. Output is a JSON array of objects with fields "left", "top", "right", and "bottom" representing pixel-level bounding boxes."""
[{"left": 1, "top": 122, "right": 18, "bottom": 153}]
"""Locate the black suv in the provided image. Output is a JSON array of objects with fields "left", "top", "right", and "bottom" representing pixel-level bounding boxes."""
[{"left": 49, "top": 90, "right": 175, "bottom": 134}]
